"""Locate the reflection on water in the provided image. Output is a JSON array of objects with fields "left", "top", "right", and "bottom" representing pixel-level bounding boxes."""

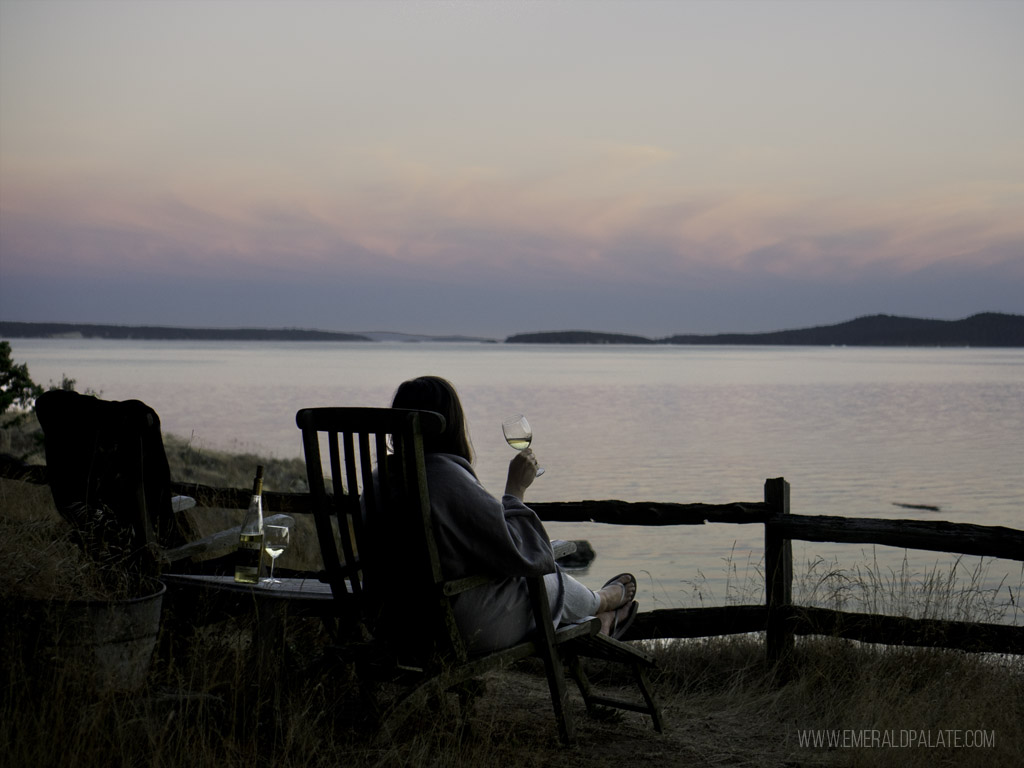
[{"left": 12, "top": 340, "right": 1024, "bottom": 620}]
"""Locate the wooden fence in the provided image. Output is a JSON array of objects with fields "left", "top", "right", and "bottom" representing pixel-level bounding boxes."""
[
  {"left": 161, "top": 475, "right": 1024, "bottom": 661},
  {"left": 531, "top": 478, "right": 1024, "bottom": 665},
  {"left": 5, "top": 460, "right": 1022, "bottom": 661}
]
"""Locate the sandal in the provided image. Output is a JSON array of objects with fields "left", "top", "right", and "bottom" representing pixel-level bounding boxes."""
[
  {"left": 602, "top": 573, "right": 636, "bottom": 609},
  {"left": 610, "top": 601, "right": 639, "bottom": 640}
]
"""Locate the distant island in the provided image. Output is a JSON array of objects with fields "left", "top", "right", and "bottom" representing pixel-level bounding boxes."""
[
  {"left": 3, "top": 312, "right": 1022, "bottom": 346},
  {"left": 506, "top": 313, "right": 1024, "bottom": 347},
  {"left": 0, "top": 322, "right": 373, "bottom": 342},
  {"left": 506, "top": 330, "right": 655, "bottom": 345}
]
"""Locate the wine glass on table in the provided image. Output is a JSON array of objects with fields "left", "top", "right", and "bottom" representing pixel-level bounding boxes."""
[
  {"left": 262, "top": 522, "right": 292, "bottom": 585},
  {"left": 502, "top": 413, "right": 544, "bottom": 477}
]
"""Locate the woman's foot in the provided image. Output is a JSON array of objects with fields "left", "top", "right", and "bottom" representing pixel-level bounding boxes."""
[
  {"left": 596, "top": 573, "right": 636, "bottom": 614},
  {"left": 598, "top": 600, "right": 638, "bottom": 639}
]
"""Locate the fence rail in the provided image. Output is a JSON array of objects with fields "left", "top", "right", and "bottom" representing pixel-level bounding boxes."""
[
  {"left": 768, "top": 513, "right": 1024, "bottom": 561},
  {"left": 532, "top": 479, "right": 1024, "bottom": 664},
  {"left": 5, "top": 461, "right": 1021, "bottom": 662}
]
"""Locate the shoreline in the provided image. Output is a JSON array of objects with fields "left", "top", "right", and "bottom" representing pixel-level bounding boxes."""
[{"left": 4, "top": 311, "right": 1024, "bottom": 346}]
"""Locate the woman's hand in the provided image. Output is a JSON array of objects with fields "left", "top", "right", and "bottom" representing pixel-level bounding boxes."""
[{"left": 504, "top": 448, "right": 540, "bottom": 499}]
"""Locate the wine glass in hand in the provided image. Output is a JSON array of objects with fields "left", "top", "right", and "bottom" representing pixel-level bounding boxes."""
[
  {"left": 262, "top": 524, "right": 291, "bottom": 585},
  {"left": 502, "top": 414, "right": 544, "bottom": 477}
]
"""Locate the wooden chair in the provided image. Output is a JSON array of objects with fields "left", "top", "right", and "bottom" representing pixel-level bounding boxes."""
[
  {"left": 295, "top": 406, "right": 663, "bottom": 744},
  {"left": 35, "top": 390, "right": 232, "bottom": 576}
]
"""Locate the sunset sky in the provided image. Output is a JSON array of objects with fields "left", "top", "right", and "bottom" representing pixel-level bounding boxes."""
[{"left": 2, "top": 0, "right": 1022, "bottom": 337}]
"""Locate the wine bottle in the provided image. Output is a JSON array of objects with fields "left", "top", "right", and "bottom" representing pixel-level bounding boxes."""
[{"left": 233, "top": 465, "right": 265, "bottom": 584}]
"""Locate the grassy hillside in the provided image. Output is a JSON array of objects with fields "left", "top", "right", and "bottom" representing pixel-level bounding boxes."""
[
  {"left": 1, "top": 417, "right": 1021, "bottom": 767},
  {"left": 162, "top": 432, "right": 308, "bottom": 492},
  {"left": 2, "top": 472, "right": 1021, "bottom": 767},
  {"left": 508, "top": 313, "right": 1024, "bottom": 346}
]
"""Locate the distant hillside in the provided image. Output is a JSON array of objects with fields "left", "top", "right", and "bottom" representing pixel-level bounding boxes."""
[
  {"left": 506, "top": 330, "right": 655, "bottom": 345},
  {"left": 660, "top": 313, "right": 1024, "bottom": 347},
  {"left": 0, "top": 322, "right": 372, "bottom": 342},
  {"left": 5, "top": 313, "right": 1022, "bottom": 346},
  {"left": 356, "top": 331, "right": 498, "bottom": 343},
  {"left": 504, "top": 313, "right": 1024, "bottom": 347}
]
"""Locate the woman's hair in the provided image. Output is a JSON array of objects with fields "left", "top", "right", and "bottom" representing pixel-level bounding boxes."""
[{"left": 391, "top": 376, "right": 474, "bottom": 462}]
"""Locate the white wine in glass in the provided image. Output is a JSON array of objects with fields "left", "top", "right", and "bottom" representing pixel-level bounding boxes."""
[
  {"left": 502, "top": 414, "right": 545, "bottom": 477},
  {"left": 262, "top": 523, "right": 291, "bottom": 585}
]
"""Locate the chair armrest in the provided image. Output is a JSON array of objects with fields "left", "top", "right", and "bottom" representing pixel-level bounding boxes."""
[
  {"left": 442, "top": 541, "right": 576, "bottom": 597},
  {"left": 442, "top": 574, "right": 501, "bottom": 596}
]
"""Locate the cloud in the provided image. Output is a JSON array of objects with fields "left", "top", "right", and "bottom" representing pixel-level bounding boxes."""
[{"left": 3, "top": 148, "right": 1022, "bottom": 304}]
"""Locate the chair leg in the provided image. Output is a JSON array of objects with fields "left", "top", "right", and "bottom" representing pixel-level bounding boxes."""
[
  {"left": 567, "top": 652, "right": 664, "bottom": 733},
  {"left": 565, "top": 653, "right": 601, "bottom": 719},
  {"left": 537, "top": 645, "right": 576, "bottom": 745},
  {"left": 633, "top": 664, "right": 664, "bottom": 733}
]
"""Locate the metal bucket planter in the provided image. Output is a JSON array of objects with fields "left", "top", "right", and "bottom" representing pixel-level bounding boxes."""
[{"left": 32, "top": 579, "right": 166, "bottom": 692}]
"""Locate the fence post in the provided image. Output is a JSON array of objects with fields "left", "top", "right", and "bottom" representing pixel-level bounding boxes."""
[{"left": 764, "top": 477, "right": 793, "bottom": 674}]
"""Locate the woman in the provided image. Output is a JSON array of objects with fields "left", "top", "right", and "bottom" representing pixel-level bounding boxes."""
[{"left": 392, "top": 375, "right": 638, "bottom": 653}]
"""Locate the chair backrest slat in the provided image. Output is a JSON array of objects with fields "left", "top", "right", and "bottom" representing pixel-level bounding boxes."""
[
  {"left": 302, "top": 423, "right": 348, "bottom": 603},
  {"left": 323, "top": 432, "right": 361, "bottom": 600}
]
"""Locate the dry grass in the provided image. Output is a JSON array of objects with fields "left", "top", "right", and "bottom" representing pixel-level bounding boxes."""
[
  {"left": 795, "top": 550, "right": 1023, "bottom": 627},
  {"left": 0, "top": 411, "right": 306, "bottom": 491},
  {"left": 163, "top": 432, "right": 309, "bottom": 492},
  {"left": 2, "top": 475, "right": 1022, "bottom": 768}
]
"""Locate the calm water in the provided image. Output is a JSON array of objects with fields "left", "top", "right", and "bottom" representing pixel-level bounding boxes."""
[{"left": 11, "top": 340, "right": 1024, "bottom": 621}]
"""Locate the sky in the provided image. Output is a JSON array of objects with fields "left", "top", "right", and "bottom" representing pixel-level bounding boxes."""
[{"left": 1, "top": 0, "right": 1022, "bottom": 338}]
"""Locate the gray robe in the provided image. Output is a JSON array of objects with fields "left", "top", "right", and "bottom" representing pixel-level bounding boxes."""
[{"left": 424, "top": 453, "right": 565, "bottom": 652}]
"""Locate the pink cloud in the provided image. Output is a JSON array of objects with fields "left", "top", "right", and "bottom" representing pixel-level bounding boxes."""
[{"left": 2, "top": 152, "right": 1021, "bottom": 293}]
